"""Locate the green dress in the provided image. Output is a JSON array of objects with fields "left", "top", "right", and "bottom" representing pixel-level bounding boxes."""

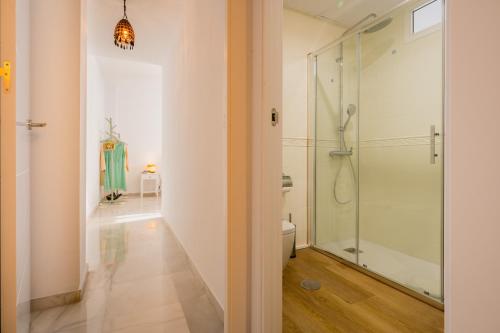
[{"left": 103, "top": 142, "right": 127, "bottom": 192}]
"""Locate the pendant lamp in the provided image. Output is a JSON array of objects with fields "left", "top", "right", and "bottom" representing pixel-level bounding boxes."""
[{"left": 114, "top": 0, "right": 135, "bottom": 50}]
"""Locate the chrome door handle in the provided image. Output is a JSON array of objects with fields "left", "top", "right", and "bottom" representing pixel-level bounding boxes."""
[
  {"left": 430, "top": 125, "right": 439, "bottom": 164},
  {"left": 16, "top": 119, "right": 47, "bottom": 130}
]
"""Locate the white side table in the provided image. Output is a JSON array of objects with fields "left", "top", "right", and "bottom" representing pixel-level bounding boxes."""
[{"left": 140, "top": 173, "right": 161, "bottom": 198}]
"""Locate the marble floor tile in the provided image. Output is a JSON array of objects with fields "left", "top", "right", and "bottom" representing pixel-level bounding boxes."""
[
  {"left": 30, "top": 307, "right": 68, "bottom": 333},
  {"left": 30, "top": 196, "right": 223, "bottom": 333},
  {"left": 103, "top": 303, "right": 185, "bottom": 332},
  {"left": 110, "top": 317, "right": 191, "bottom": 333},
  {"left": 105, "top": 275, "right": 179, "bottom": 317}
]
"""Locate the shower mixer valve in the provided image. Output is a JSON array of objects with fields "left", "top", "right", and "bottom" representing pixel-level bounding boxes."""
[{"left": 329, "top": 104, "right": 357, "bottom": 157}]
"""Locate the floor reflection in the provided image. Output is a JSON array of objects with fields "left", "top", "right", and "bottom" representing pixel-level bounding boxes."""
[{"left": 100, "top": 223, "right": 128, "bottom": 267}]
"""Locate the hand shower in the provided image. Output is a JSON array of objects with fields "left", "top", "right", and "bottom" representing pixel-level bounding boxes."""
[
  {"left": 331, "top": 104, "right": 357, "bottom": 205},
  {"left": 330, "top": 104, "right": 357, "bottom": 158},
  {"left": 342, "top": 104, "right": 357, "bottom": 129}
]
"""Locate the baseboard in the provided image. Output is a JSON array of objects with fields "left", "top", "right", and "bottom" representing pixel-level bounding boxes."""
[
  {"left": 31, "top": 269, "right": 89, "bottom": 312},
  {"left": 80, "top": 263, "right": 89, "bottom": 297},
  {"left": 123, "top": 192, "right": 161, "bottom": 198},
  {"left": 30, "top": 289, "right": 82, "bottom": 312},
  {"left": 166, "top": 223, "right": 224, "bottom": 322},
  {"left": 87, "top": 205, "right": 99, "bottom": 219},
  {"left": 185, "top": 254, "right": 225, "bottom": 322},
  {"left": 295, "top": 244, "right": 310, "bottom": 250},
  {"left": 123, "top": 192, "right": 140, "bottom": 197}
]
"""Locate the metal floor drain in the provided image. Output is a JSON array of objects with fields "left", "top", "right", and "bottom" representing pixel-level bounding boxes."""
[
  {"left": 300, "top": 279, "right": 321, "bottom": 291},
  {"left": 344, "top": 247, "right": 363, "bottom": 254}
]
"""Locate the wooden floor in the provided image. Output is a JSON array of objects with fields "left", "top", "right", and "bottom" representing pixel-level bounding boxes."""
[{"left": 283, "top": 248, "right": 444, "bottom": 333}]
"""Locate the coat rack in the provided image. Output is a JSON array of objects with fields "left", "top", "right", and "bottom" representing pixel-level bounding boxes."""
[
  {"left": 101, "top": 117, "right": 123, "bottom": 204},
  {"left": 105, "top": 117, "right": 121, "bottom": 141}
]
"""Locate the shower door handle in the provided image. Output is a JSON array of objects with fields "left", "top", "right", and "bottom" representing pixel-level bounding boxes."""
[{"left": 430, "top": 125, "right": 439, "bottom": 164}]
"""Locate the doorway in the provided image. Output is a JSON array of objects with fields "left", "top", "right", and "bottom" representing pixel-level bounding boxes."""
[
  {"left": 27, "top": 0, "right": 225, "bottom": 331},
  {"left": 311, "top": 0, "right": 444, "bottom": 305},
  {"left": 281, "top": 0, "right": 445, "bottom": 331}
]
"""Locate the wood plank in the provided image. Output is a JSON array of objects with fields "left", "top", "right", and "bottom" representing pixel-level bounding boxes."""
[
  {"left": 286, "top": 254, "right": 373, "bottom": 304},
  {"left": 323, "top": 261, "right": 444, "bottom": 331},
  {"left": 283, "top": 248, "right": 444, "bottom": 333},
  {"left": 284, "top": 279, "right": 370, "bottom": 333}
]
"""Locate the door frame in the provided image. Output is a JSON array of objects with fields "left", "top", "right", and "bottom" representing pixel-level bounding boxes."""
[
  {"left": 0, "top": 0, "right": 454, "bottom": 331},
  {"left": 226, "top": 0, "right": 252, "bottom": 331},
  {"left": 226, "top": 0, "right": 283, "bottom": 331},
  {"left": 227, "top": 0, "right": 454, "bottom": 332},
  {"left": 0, "top": 0, "right": 17, "bottom": 332}
]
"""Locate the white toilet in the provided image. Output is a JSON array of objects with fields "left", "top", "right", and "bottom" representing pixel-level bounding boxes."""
[{"left": 282, "top": 219, "right": 295, "bottom": 269}]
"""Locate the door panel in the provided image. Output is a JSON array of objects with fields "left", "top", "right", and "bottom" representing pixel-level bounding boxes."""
[
  {"left": 358, "top": 3, "right": 443, "bottom": 300},
  {"left": 15, "top": 0, "right": 32, "bottom": 330},
  {"left": 314, "top": 35, "right": 359, "bottom": 263}
]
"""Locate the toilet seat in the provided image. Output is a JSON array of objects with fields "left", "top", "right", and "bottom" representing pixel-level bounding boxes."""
[{"left": 282, "top": 220, "right": 295, "bottom": 235}]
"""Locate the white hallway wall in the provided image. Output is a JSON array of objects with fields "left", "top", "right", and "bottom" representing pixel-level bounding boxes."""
[
  {"left": 86, "top": 55, "right": 110, "bottom": 216},
  {"left": 113, "top": 63, "right": 162, "bottom": 194},
  {"left": 282, "top": 9, "right": 344, "bottom": 248},
  {"left": 162, "top": 0, "right": 227, "bottom": 308},
  {"left": 86, "top": 56, "right": 162, "bottom": 207}
]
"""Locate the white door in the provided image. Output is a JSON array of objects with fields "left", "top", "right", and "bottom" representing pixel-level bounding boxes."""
[
  {"left": 14, "top": 0, "right": 34, "bottom": 331},
  {"left": 1, "top": 1, "right": 43, "bottom": 331}
]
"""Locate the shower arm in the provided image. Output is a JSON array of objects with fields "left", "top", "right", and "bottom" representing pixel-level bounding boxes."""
[{"left": 341, "top": 13, "right": 376, "bottom": 37}]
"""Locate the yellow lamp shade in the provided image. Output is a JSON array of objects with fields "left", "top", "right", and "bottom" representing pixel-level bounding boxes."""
[{"left": 145, "top": 164, "right": 157, "bottom": 173}]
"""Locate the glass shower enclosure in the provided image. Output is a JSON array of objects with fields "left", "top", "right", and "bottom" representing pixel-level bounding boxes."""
[{"left": 309, "top": 1, "right": 443, "bottom": 303}]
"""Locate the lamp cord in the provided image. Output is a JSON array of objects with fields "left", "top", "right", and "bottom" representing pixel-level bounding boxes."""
[{"left": 123, "top": 0, "right": 127, "bottom": 18}]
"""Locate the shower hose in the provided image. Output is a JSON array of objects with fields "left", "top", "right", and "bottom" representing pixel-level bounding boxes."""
[{"left": 333, "top": 140, "right": 357, "bottom": 205}]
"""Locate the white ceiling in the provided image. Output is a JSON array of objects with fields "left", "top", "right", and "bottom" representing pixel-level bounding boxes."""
[
  {"left": 88, "top": 0, "right": 181, "bottom": 65},
  {"left": 284, "top": 0, "right": 406, "bottom": 27},
  {"left": 95, "top": 56, "right": 162, "bottom": 82},
  {"left": 89, "top": 0, "right": 406, "bottom": 64}
]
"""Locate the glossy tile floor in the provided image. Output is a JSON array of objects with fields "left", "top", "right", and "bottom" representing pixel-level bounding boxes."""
[{"left": 30, "top": 196, "right": 223, "bottom": 333}]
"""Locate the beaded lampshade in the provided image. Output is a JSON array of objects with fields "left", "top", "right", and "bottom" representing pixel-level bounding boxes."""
[{"left": 114, "top": 0, "right": 135, "bottom": 50}]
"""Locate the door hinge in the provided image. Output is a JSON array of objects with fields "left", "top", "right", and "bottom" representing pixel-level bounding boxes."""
[{"left": 0, "top": 61, "right": 11, "bottom": 93}]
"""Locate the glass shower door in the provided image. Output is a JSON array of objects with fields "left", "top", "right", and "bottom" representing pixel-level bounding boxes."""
[
  {"left": 314, "top": 35, "right": 359, "bottom": 263},
  {"left": 357, "top": 7, "right": 443, "bottom": 301},
  {"left": 310, "top": 0, "right": 444, "bottom": 304}
]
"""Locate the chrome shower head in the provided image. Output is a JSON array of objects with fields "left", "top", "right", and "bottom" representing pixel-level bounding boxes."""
[
  {"left": 364, "top": 17, "right": 393, "bottom": 34},
  {"left": 343, "top": 104, "right": 357, "bottom": 129}
]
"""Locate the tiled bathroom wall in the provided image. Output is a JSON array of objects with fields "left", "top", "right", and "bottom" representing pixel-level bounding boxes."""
[{"left": 282, "top": 9, "right": 343, "bottom": 248}]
